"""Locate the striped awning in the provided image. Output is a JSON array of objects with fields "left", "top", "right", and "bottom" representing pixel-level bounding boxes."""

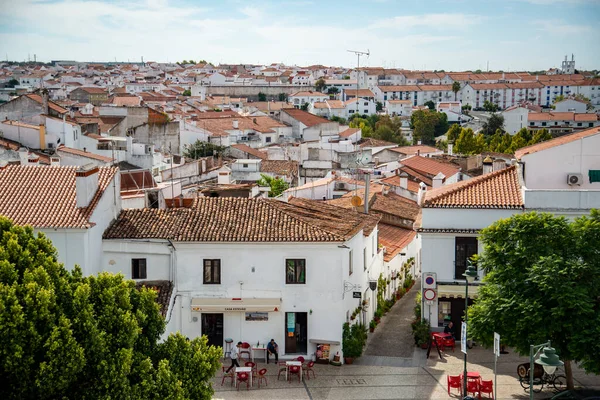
[{"left": 437, "top": 284, "right": 480, "bottom": 299}]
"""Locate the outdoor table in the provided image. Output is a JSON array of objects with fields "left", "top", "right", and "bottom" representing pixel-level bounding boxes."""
[
  {"left": 252, "top": 344, "right": 267, "bottom": 363},
  {"left": 235, "top": 366, "right": 253, "bottom": 387},
  {"left": 460, "top": 371, "right": 481, "bottom": 381},
  {"left": 285, "top": 361, "right": 303, "bottom": 382}
]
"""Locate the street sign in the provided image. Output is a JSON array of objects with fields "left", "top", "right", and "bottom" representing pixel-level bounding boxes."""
[
  {"left": 461, "top": 322, "right": 467, "bottom": 354},
  {"left": 423, "top": 288, "right": 437, "bottom": 301},
  {"left": 352, "top": 291, "right": 361, "bottom": 299},
  {"left": 494, "top": 332, "right": 501, "bottom": 357}
]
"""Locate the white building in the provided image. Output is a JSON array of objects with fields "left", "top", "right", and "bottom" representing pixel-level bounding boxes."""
[
  {"left": 385, "top": 100, "right": 412, "bottom": 117},
  {"left": 554, "top": 98, "right": 587, "bottom": 113},
  {"left": 436, "top": 101, "right": 462, "bottom": 123},
  {"left": 502, "top": 105, "right": 531, "bottom": 134},
  {"left": 288, "top": 91, "right": 328, "bottom": 108},
  {"left": 279, "top": 108, "right": 339, "bottom": 141},
  {"left": 102, "top": 197, "right": 383, "bottom": 359},
  {"left": 0, "top": 164, "right": 121, "bottom": 276}
]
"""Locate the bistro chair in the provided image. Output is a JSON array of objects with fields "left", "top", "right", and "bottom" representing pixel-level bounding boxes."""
[
  {"left": 257, "top": 368, "right": 268, "bottom": 388},
  {"left": 277, "top": 361, "right": 287, "bottom": 380},
  {"left": 220, "top": 365, "right": 234, "bottom": 387},
  {"left": 443, "top": 336, "right": 456, "bottom": 352},
  {"left": 479, "top": 380, "right": 494, "bottom": 399},
  {"left": 236, "top": 372, "right": 250, "bottom": 391},
  {"left": 466, "top": 379, "right": 481, "bottom": 398},
  {"left": 447, "top": 375, "right": 462, "bottom": 396},
  {"left": 245, "top": 361, "right": 258, "bottom": 376},
  {"left": 304, "top": 361, "right": 316, "bottom": 380},
  {"left": 239, "top": 342, "right": 251, "bottom": 362},
  {"left": 288, "top": 365, "right": 302, "bottom": 383}
]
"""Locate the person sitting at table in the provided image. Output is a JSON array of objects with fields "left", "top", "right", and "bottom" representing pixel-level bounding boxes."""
[
  {"left": 266, "top": 338, "right": 278, "bottom": 364},
  {"left": 444, "top": 321, "right": 455, "bottom": 339},
  {"left": 226, "top": 341, "right": 242, "bottom": 373}
]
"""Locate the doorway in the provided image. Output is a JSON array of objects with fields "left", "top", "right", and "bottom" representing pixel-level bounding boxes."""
[
  {"left": 201, "top": 313, "right": 224, "bottom": 348},
  {"left": 284, "top": 312, "right": 308, "bottom": 354}
]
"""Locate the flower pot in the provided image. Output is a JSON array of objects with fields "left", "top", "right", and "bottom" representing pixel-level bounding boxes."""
[
  {"left": 369, "top": 327, "right": 375, "bottom": 333},
  {"left": 420, "top": 343, "right": 429, "bottom": 349},
  {"left": 344, "top": 357, "right": 354, "bottom": 364}
]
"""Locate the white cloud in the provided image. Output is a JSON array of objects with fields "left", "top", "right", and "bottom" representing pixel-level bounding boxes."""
[
  {"left": 370, "top": 13, "right": 485, "bottom": 30},
  {"left": 533, "top": 19, "right": 594, "bottom": 34}
]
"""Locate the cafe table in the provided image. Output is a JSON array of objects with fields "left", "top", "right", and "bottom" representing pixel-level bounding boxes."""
[
  {"left": 235, "top": 366, "right": 253, "bottom": 387},
  {"left": 285, "top": 361, "right": 303, "bottom": 382},
  {"left": 252, "top": 344, "right": 267, "bottom": 363}
]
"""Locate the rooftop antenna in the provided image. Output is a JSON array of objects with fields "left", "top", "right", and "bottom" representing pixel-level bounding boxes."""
[{"left": 347, "top": 49, "right": 369, "bottom": 115}]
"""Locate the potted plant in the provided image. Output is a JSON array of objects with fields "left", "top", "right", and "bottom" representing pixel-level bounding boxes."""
[
  {"left": 369, "top": 320, "right": 377, "bottom": 332},
  {"left": 342, "top": 322, "right": 367, "bottom": 364},
  {"left": 411, "top": 319, "right": 431, "bottom": 349},
  {"left": 374, "top": 308, "right": 382, "bottom": 323}
]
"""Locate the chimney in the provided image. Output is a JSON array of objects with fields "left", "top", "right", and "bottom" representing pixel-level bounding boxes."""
[
  {"left": 448, "top": 142, "right": 454, "bottom": 156},
  {"left": 399, "top": 172, "right": 408, "bottom": 189},
  {"left": 432, "top": 172, "right": 445, "bottom": 189},
  {"left": 75, "top": 163, "right": 99, "bottom": 208},
  {"left": 218, "top": 170, "right": 231, "bottom": 185},
  {"left": 417, "top": 140, "right": 422, "bottom": 146},
  {"left": 50, "top": 156, "right": 61, "bottom": 166},
  {"left": 417, "top": 182, "right": 427, "bottom": 206},
  {"left": 18, "top": 147, "right": 28, "bottom": 165},
  {"left": 493, "top": 159, "right": 506, "bottom": 172},
  {"left": 28, "top": 154, "right": 40, "bottom": 165},
  {"left": 232, "top": 119, "right": 239, "bottom": 129},
  {"left": 41, "top": 89, "right": 49, "bottom": 115},
  {"left": 0, "top": 160, "right": 8, "bottom": 170},
  {"left": 483, "top": 156, "right": 493, "bottom": 174}
]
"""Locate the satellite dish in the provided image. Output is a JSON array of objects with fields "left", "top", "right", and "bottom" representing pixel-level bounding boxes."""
[{"left": 350, "top": 196, "right": 363, "bottom": 207}]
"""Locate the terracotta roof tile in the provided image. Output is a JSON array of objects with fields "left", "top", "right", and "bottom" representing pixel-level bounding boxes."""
[
  {"left": 104, "top": 197, "right": 377, "bottom": 242},
  {"left": 230, "top": 144, "right": 267, "bottom": 159},
  {"left": 515, "top": 127, "right": 600, "bottom": 159},
  {"left": 378, "top": 223, "right": 416, "bottom": 262},
  {"left": 25, "top": 94, "right": 68, "bottom": 114},
  {"left": 0, "top": 165, "right": 118, "bottom": 228},
  {"left": 339, "top": 128, "right": 360, "bottom": 138},
  {"left": 281, "top": 108, "right": 333, "bottom": 127},
  {"left": 400, "top": 155, "right": 460, "bottom": 179},
  {"left": 423, "top": 165, "right": 523, "bottom": 209},
  {"left": 135, "top": 280, "right": 172, "bottom": 317},
  {"left": 56, "top": 146, "right": 115, "bottom": 163},
  {"left": 260, "top": 160, "right": 298, "bottom": 177},
  {"left": 390, "top": 145, "right": 440, "bottom": 156}
]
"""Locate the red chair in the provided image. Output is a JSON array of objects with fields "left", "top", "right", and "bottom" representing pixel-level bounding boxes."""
[
  {"left": 296, "top": 356, "right": 305, "bottom": 363},
  {"left": 443, "top": 337, "right": 456, "bottom": 352},
  {"left": 467, "top": 379, "right": 480, "bottom": 398},
  {"left": 288, "top": 365, "right": 302, "bottom": 383},
  {"left": 304, "top": 361, "right": 316, "bottom": 380},
  {"left": 447, "top": 375, "right": 462, "bottom": 396},
  {"left": 221, "top": 365, "right": 234, "bottom": 387},
  {"left": 277, "top": 361, "right": 287, "bottom": 380},
  {"left": 479, "top": 380, "right": 494, "bottom": 399},
  {"left": 239, "top": 342, "right": 251, "bottom": 362},
  {"left": 245, "top": 361, "right": 258, "bottom": 376},
  {"left": 257, "top": 368, "right": 268, "bottom": 388},
  {"left": 236, "top": 372, "right": 250, "bottom": 391}
]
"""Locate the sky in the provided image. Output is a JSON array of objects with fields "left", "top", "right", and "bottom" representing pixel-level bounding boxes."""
[{"left": 0, "top": 0, "right": 599, "bottom": 71}]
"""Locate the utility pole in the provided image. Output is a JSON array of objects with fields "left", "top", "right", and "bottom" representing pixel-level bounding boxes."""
[{"left": 347, "top": 49, "right": 370, "bottom": 116}]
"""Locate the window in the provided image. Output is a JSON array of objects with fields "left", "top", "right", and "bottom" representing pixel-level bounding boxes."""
[
  {"left": 363, "top": 248, "right": 367, "bottom": 271},
  {"left": 590, "top": 123, "right": 594, "bottom": 127},
  {"left": 455, "top": 237, "right": 477, "bottom": 280},
  {"left": 203, "top": 259, "right": 221, "bottom": 284},
  {"left": 349, "top": 250, "right": 353, "bottom": 276},
  {"left": 364, "top": 102, "right": 368, "bottom": 106},
  {"left": 577, "top": 122, "right": 583, "bottom": 127},
  {"left": 242, "top": 163, "right": 248, "bottom": 168},
  {"left": 265, "top": 136, "right": 272, "bottom": 143},
  {"left": 542, "top": 122, "right": 547, "bottom": 126},
  {"left": 286, "top": 259, "right": 306, "bottom": 284},
  {"left": 364, "top": 110, "right": 368, "bottom": 114},
  {"left": 132, "top": 258, "right": 147, "bottom": 279}
]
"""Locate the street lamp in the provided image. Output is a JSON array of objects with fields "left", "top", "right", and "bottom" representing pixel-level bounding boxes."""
[
  {"left": 462, "top": 260, "right": 478, "bottom": 398},
  {"left": 530, "top": 343, "right": 563, "bottom": 400}
]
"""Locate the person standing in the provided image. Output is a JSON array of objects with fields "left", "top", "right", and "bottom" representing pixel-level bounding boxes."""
[
  {"left": 226, "top": 341, "right": 242, "bottom": 373},
  {"left": 266, "top": 338, "right": 278, "bottom": 364}
]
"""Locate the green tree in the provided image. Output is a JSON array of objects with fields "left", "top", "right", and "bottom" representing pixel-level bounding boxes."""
[
  {"left": 482, "top": 113, "right": 504, "bottom": 137},
  {"left": 529, "top": 128, "right": 552, "bottom": 145},
  {"left": 434, "top": 112, "right": 448, "bottom": 137},
  {"left": 315, "top": 78, "right": 326, "bottom": 92},
  {"left": 300, "top": 102, "right": 309, "bottom": 111},
  {"left": 469, "top": 211, "right": 600, "bottom": 390},
  {"left": 454, "top": 127, "right": 477, "bottom": 154},
  {"left": 452, "top": 81, "right": 461, "bottom": 101},
  {"left": 553, "top": 94, "right": 565, "bottom": 104},
  {"left": 487, "top": 129, "right": 504, "bottom": 152},
  {"left": 258, "top": 92, "right": 267, "bottom": 102},
  {"left": 330, "top": 116, "right": 347, "bottom": 125},
  {"left": 257, "top": 173, "right": 289, "bottom": 197},
  {"left": 278, "top": 93, "right": 287, "bottom": 102},
  {"left": 515, "top": 127, "right": 532, "bottom": 143},
  {"left": 182, "top": 89, "right": 191, "bottom": 96},
  {"left": 376, "top": 101, "right": 383, "bottom": 112},
  {"left": 507, "top": 130, "right": 528, "bottom": 153},
  {"left": 424, "top": 100, "right": 435, "bottom": 110},
  {"left": 446, "top": 124, "right": 462, "bottom": 142},
  {"left": 0, "top": 218, "right": 222, "bottom": 399},
  {"left": 349, "top": 117, "right": 373, "bottom": 137},
  {"left": 327, "top": 87, "right": 339, "bottom": 95},
  {"left": 483, "top": 100, "right": 499, "bottom": 112},
  {"left": 6, "top": 78, "right": 19, "bottom": 88},
  {"left": 183, "top": 140, "right": 225, "bottom": 159}
]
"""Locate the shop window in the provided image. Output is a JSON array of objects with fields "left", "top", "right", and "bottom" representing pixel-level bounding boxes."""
[
  {"left": 438, "top": 301, "right": 452, "bottom": 327},
  {"left": 455, "top": 237, "right": 477, "bottom": 280},
  {"left": 286, "top": 259, "right": 306, "bottom": 284},
  {"left": 203, "top": 259, "right": 221, "bottom": 284},
  {"left": 132, "top": 258, "right": 147, "bottom": 279}
]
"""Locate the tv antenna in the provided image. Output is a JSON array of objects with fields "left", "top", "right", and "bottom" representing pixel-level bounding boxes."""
[{"left": 347, "top": 49, "right": 369, "bottom": 115}]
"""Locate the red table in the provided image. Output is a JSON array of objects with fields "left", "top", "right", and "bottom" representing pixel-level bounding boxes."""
[{"left": 460, "top": 371, "right": 481, "bottom": 380}]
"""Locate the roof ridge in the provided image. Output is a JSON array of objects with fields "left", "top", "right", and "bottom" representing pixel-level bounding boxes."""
[{"left": 424, "top": 165, "right": 516, "bottom": 205}]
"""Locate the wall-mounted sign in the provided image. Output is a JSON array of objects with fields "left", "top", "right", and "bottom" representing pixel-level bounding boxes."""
[
  {"left": 353, "top": 291, "right": 361, "bottom": 298},
  {"left": 245, "top": 312, "right": 268, "bottom": 321}
]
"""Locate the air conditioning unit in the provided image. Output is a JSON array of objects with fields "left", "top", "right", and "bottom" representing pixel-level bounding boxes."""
[
  {"left": 144, "top": 145, "right": 152, "bottom": 154},
  {"left": 567, "top": 173, "right": 583, "bottom": 186}
]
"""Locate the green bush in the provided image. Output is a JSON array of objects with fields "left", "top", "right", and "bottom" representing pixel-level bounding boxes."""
[
  {"left": 411, "top": 319, "right": 431, "bottom": 346},
  {"left": 414, "top": 292, "right": 422, "bottom": 320},
  {"left": 342, "top": 322, "right": 368, "bottom": 358}
]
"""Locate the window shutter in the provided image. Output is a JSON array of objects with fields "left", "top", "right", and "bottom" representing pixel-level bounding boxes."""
[
  {"left": 139, "top": 259, "right": 147, "bottom": 279},
  {"left": 589, "top": 170, "right": 600, "bottom": 183}
]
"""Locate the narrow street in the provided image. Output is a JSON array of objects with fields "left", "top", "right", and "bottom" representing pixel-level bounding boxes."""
[{"left": 354, "top": 280, "right": 424, "bottom": 367}]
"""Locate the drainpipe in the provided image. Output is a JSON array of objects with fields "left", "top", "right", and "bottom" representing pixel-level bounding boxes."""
[{"left": 363, "top": 172, "right": 370, "bottom": 214}]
